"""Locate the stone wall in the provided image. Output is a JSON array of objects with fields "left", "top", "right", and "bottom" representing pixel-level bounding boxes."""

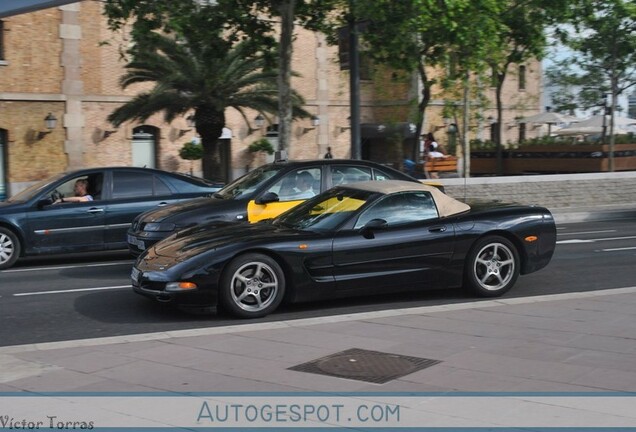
[{"left": 441, "top": 172, "right": 636, "bottom": 210}]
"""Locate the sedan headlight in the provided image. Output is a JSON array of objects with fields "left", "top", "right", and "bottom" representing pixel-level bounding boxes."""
[{"left": 143, "top": 222, "right": 176, "bottom": 232}]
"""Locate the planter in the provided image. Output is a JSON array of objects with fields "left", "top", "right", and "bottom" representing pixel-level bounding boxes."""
[{"left": 470, "top": 144, "right": 636, "bottom": 175}]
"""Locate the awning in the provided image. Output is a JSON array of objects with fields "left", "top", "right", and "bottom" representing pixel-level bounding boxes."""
[
  {"left": 0, "top": 0, "right": 79, "bottom": 18},
  {"left": 361, "top": 122, "right": 417, "bottom": 139}
]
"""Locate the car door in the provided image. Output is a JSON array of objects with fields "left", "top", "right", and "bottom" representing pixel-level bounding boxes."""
[
  {"left": 103, "top": 170, "right": 176, "bottom": 248},
  {"left": 26, "top": 172, "right": 106, "bottom": 253},
  {"left": 247, "top": 167, "right": 322, "bottom": 222},
  {"left": 331, "top": 191, "right": 455, "bottom": 293}
]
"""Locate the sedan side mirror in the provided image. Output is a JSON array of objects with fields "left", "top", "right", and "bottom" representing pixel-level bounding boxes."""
[
  {"left": 255, "top": 192, "right": 280, "bottom": 205},
  {"left": 37, "top": 198, "right": 53, "bottom": 209},
  {"left": 360, "top": 218, "right": 387, "bottom": 239}
]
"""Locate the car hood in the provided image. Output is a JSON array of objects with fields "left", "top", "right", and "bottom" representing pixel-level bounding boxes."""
[
  {"left": 141, "top": 196, "right": 234, "bottom": 223},
  {"left": 0, "top": 200, "right": 24, "bottom": 212},
  {"left": 151, "top": 221, "right": 301, "bottom": 262}
]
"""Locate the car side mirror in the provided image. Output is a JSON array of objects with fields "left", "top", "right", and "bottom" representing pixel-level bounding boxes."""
[
  {"left": 359, "top": 218, "right": 388, "bottom": 239},
  {"left": 255, "top": 192, "right": 280, "bottom": 205},
  {"left": 37, "top": 198, "right": 53, "bottom": 209}
]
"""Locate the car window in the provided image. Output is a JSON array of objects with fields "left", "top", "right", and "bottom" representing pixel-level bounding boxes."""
[
  {"left": 373, "top": 167, "right": 400, "bottom": 181},
  {"left": 55, "top": 176, "right": 86, "bottom": 199},
  {"left": 330, "top": 165, "right": 372, "bottom": 186},
  {"left": 354, "top": 192, "right": 439, "bottom": 229},
  {"left": 154, "top": 175, "right": 172, "bottom": 196},
  {"left": 217, "top": 165, "right": 284, "bottom": 199},
  {"left": 265, "top": 167, "right": 322, "bottom": 202},
  {"left": 112, "top": 171, "right": 154, "bottom": 199}
]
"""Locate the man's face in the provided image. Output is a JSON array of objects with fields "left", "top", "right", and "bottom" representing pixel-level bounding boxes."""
[{"left": 74, "top": 182, "right": 85, "bottom": 195}]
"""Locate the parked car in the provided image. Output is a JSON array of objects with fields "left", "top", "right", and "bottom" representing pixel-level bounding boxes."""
[
  {"left": 132, "top": 180, "right": 556, "bottom": 318},
  {"left": 0, "top": 167, "right": 223, "bottom": 270},
  {"left": 126, "top": 159, "right": 438, "bottom": 256}
]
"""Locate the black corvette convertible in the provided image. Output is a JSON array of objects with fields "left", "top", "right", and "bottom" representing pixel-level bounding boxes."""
[{"left": 132, "top": 180, "right": 556, "bottom": 318}]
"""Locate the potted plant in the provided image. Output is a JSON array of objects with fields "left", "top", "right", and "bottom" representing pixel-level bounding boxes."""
[{"left": 179, "top": 139, "right": 204, "bottom": 175}]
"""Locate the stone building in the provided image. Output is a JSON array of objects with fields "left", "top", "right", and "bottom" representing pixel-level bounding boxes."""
[{"left": 0, "top": 1, "right": 542, "bottom": 199}]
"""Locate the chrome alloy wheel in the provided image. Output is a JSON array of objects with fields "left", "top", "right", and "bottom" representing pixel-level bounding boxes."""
[
  {"left": 0, "top": 232, "right": 15, "bottom": 266},
  {"left": 472, "top": 242, "right": 516, "bottom": 291},
  {"left": 230, "top": 261, "right": 280, "bottom": 313}
]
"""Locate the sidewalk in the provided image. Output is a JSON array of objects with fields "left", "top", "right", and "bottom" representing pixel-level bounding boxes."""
[{"left": 2, "top": 287, "right": 636, "bottom": 394}]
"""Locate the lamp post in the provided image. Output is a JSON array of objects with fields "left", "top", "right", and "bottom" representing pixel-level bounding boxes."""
[
  {"left": 447, "top": 123, "right": 458, "bottom": 156},
  {"left": 348, "top": 0, "right": 361, "bottom": 160}
]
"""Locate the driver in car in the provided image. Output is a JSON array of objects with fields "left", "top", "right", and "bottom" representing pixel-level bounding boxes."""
[{"left": 55, "top": 179, "right": 93, "bottom": 203}]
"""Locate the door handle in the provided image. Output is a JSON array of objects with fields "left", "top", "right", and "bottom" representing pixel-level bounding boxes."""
[
  {"left": 428, "top": 225, "right": 447, "bottom": 232},
  {"left": 157, "top": 202, "right": 169, "bottom": 207},
  {"left": 87, "top": 207, "right": 104, "bottom": 214}
]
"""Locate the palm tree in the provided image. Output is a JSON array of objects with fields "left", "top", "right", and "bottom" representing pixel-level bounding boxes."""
[{"left": 108, "top": 32, "right": 307, "bottom": 181}]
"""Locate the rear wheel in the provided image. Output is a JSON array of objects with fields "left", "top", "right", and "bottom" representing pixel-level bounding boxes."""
[
  {"left": 465, "top": 235, "right": 519, "bottom": 297},
  {"left": 219, "top": 253, "right": 285, "bottom": 318},
  {"left": 0, "top": 227, "right": 21, "bottom": 270}
]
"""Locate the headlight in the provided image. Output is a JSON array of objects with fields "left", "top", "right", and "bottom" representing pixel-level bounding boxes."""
[{"left": 143, "top": 222, "right": 176, "bottom": 232}]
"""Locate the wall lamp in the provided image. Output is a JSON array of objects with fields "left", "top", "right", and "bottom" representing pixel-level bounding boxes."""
[
  {"left": 178, "top": 114, "right": 196, "bottom": 137},
  {"left": 337, "top": 116, "right": 351, "bottom": 134},
  {"left": 248, "top": 114, "right": 266, "bottom": 134},
  {"left": 37, "top": 113, "right": 57, "bottom": 140},
  {"left": 302, "top": 115, "right": 320, "bottom": 134},
  {"left": 102, "top": 129, "right": 117, "bottom": 139}
]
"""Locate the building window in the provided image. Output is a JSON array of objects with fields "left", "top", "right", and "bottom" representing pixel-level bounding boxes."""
[
  {"left": 0, "top": 129, "right": 7, "bottom": 201},
  {"left": 518, "top": 123, "right": 526, "bottom": 142},
  {"left": 0, "top": 20, "right": 5, "bottom": 61},
  {"left": 518, "top": 65, "right": 526, "bottom": 90}
]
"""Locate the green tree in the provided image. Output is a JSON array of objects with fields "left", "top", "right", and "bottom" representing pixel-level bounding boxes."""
[
  {"left": 485, "top": 0, "right": 571, "bottom": 174},
  {"left": 104, "top": 0, "right": 336, "bottom": 153},
  {"left": 107, "top": 32, "right": 306, "bottom": 181},
  {"left": 552, "top": 0, "right": 636, "bottom": 171}
]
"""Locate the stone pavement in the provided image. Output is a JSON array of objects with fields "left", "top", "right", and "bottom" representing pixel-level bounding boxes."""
[{"left": 2, "top": 286, "right": 636, "bottom": 395}]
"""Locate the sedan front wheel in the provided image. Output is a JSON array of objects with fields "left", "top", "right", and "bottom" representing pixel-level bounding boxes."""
[
  {"left": 219, "top": 253, "right": 285, "bottom": 318},
  {"left": 0, "top": 227, "right": 21, "bottom": 270},
  {"left": 465, "top": 235, "right": 519, "bottom": 297}
]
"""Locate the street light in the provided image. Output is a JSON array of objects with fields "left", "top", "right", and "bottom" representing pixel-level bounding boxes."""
[{"left": 447, "top": 123, "right": 458, "bottom": 155}]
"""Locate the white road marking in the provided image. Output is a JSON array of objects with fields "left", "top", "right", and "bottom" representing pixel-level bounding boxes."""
[
  {"left": 13, "top": 285, "right": 130, "bottom": 297},
  {"left": 557, "top": 235, "right": 636, "bottom": 245},
  {"left": 1, "top": 261, "right": 133, "bottom": 273},
  {"left": 2, "top": 286, "right": 636, "bottom": 354},
  {"left": 558, "top": 230, "right": 617, "bottom": 236},
  {"left": 598, "top": 246, "right": 636, "bottom": 252}
]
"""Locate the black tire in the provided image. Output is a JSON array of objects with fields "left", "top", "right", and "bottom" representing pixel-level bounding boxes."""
[
  {"left": 0, "top": 227, "right": 21, "bottom": 270},
  {"left": 219, "top": 253, "right": 285, "bottom": 318},
  {"left": 465, "top": 235, "right": 520, "bottom": 297}
]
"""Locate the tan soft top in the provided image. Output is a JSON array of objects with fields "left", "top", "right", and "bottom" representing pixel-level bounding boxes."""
[{"left": 345, "top": 180, "right": 470, "bottom": 218}]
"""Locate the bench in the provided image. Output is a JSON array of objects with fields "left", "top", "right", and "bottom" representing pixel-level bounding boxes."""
[{"left": 414, "top": 156, "right": 458, "bottom": 178}]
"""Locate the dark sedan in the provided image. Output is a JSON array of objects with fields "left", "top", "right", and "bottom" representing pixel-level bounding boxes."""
[
  {"left": 126, "top": 159, "right": 434, "bottom": 256},
  {"left": 0, "top": 167, "right": 222, "bottom": 270},
  {"left": 132, "top": 180, "right": 556, "bottom": 318}
]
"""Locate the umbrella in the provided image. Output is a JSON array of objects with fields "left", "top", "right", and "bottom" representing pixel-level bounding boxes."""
[
  {"left": 554, "top": 125, "right": 634, "bottom": 136},
  {"left": 517, "top": 112, "right": 580, "bottom": 136},
  {"left": 570, "top": 115, "right": 636, "bottom": 128},
  {"left": 517, "top": 111, "right": 579, "bottom": 124}
]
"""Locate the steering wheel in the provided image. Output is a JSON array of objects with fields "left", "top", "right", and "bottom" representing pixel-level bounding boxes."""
[{"left": 51, "top": 190, "right": 64, "bottom": 203}]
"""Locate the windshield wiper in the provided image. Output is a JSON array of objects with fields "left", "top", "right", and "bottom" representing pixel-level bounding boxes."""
[{"left": 212, "top": 192, "right": 225, "bottom": 199}]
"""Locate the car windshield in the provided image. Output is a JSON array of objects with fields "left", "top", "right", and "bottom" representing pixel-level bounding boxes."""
[
  {"left": 7, "top": 173, "right": 66, "bottom": 203},
  {"left": 274, "top": 187, "right": 375, "bottom": 232},
  {"left": 216, "top": 165, "right": 285, "bottom": 199}
]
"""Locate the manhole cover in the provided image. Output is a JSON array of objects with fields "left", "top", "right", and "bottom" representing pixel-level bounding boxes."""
[{"left": 288, "top": 348, "right": 441, "bottom": 384}]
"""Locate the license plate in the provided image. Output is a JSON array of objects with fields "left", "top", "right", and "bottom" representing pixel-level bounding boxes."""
[
  {"left": 131, "top": 267, "right": 141, "bottom": 283},
  {"left": 127, "top": 234, "right": 145, "bottom": 250}
]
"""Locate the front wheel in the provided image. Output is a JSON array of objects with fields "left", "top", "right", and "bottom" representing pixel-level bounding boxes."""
[
  {"left": 0, "top": 227, "right": 21, "bottom": 270},
  {"left": 465, "top": 235, "right": 519, "bottom": 297},
  {"left": 219, "top": 253, "right": 285, "bottom": 318}
]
